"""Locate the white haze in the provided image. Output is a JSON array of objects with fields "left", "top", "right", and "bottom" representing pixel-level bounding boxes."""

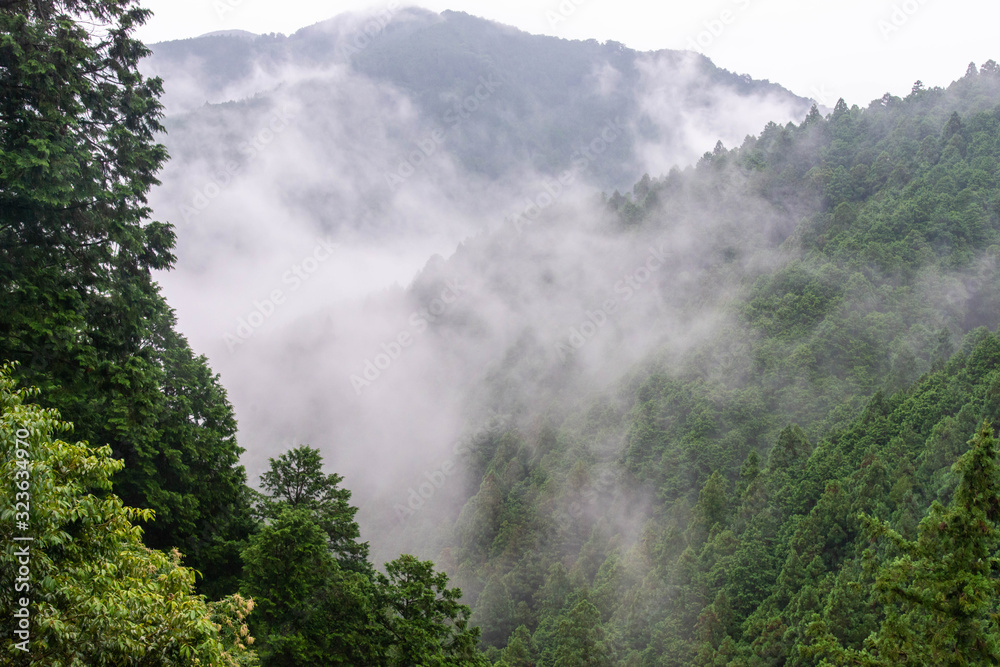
[{"left": 144, "top": 7, "right": 811, "bottom": 561}]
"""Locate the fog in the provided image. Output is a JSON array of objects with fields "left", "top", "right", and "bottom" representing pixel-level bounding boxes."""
[{"left": 144, "top": 6, "right": 814, "bottom": 561}]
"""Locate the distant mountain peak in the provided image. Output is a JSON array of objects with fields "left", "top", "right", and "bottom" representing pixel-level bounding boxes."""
[{"left": 196, "top": 29, "right": 258, "bottom": 41}]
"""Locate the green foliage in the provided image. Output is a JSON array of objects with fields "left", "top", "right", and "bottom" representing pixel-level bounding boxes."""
[
  {"left": 243, "top": 445, "right": 489, "bottom": 666},
  {"left": 693, "top": 471, "right": 729, "bottom": 534},
  {"left": 452, "top": 64, "right": 1000, "bottom": 665},
  {"left": 0, "top": 364, "right": 255, "bottom": 666},
  {"left": 552, "top": 600, "right": 613, "bottom": 667},
  {"left": 9, "top": 2, "right": 1000, "bottom": 662},
  {"left": 256, "top": 445, "right": 369, "bottom": 573},
  {"left": 377, "top": 555, "right": 490, "bottom": 666},
  {"left": 807, "top": 422, "right": 1000, "bottom": 666},
  {"left": 240, "top": 507, "right": 378, "bottom": 666},
  {"left": 0, "top": 0, "right": 252, "bottom": 595},
  {"left": 498, "top": 625, "right": 539, "bottom": 666}
]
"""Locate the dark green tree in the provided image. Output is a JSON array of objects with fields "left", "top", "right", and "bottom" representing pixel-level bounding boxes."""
[
  {"left": 807, "top": 422, "right": 1000, "bottom": 665},
  {"left": 376, "top": 555, "right": 489, "bottom": 666},
  {"left": 257, "top": 445, "right": 370, "bottom": 572},
  {"left": 240, "top": 507, "right": 380, "bottom": 666},
  {"left": 0, "top": 0, "right": 252, "bottom": 596},
  {"left": 498, "top": 624, "right": 539, "bottom": 666},
  {"left": 552, "top": 599, "right": 613, "bottom": 667},
  {"left": 697, "top": 471, "right": 729, "bottom": 528}
]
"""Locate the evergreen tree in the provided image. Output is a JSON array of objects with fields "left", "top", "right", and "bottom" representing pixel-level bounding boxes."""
[
  {"left": 240, "top": 507, "right": 379, "bottom": 666},
  {"left": 552, "top": 599, "right": 613, "bottom": 667},
  {"left": 377, "top": 554, "right": 489, "bottom": 666},
  {"left": 257, "top": 445, "right": 369, "bottom": 572},
  {"left": 807, "top": 422, "right": 1000, "bottom": 665},
  {"left": 498, "top": 624, "right": 539, "bottom": 666},
  {"left": 0, "top": 0, "right": 252, "bottom": 595}
]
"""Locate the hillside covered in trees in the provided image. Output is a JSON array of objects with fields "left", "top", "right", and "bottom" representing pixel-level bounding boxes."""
[
  {"left": 440, "top": 63, "right": 1000, "bottom": 665},
  {"left": 5, "top": 0, "right": 1000, "bottom": 665}
]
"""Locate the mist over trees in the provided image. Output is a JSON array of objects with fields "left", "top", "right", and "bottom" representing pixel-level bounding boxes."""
[{"left": 5, "top": 1, "right": 1000, "bottom": 665}]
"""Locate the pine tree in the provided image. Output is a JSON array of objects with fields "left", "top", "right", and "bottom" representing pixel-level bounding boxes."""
[{"left": 807, "top": 422, "right": 1000, "bottom": 665}]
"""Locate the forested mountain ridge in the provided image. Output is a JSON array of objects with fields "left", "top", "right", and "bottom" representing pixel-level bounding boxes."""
[{"left": 421, "top": 62, "right": 1000, "bottom": 664}]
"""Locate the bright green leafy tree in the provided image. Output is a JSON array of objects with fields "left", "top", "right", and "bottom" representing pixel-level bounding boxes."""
[{"left": 0, "top": 364, "right": 256, "bottom": 665}]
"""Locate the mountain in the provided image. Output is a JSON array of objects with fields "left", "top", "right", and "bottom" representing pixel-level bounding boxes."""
[
  {"left": 140, "top": 6, "right": 813, "bottom": 288},
  {"left": 394, "top": 63, "right": 1000, "bottom": 664},
  {"left": 136, "top": 9, "right": 817, "bottom": 521},
  {"left": 139, "top": 8, "right": 1000, "bottom": 664},
  {"left": 144, "top": 8, "right": 811, "bottom": 188}
]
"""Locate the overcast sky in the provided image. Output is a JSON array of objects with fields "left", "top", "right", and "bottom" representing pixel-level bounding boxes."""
[{"left": 135, "top": 0, "right": 998, "bottom": 106}]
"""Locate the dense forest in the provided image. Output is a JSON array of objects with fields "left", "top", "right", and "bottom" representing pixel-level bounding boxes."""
[{"left": 5, "top": 1, "right": 1000, "bottom": 666}]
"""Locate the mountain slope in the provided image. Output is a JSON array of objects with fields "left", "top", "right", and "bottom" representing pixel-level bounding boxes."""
[{"left": 353, "top": 63, "right": 1000, "bottom": 664}]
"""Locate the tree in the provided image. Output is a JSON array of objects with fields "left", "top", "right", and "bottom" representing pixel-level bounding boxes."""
[
  {"left": 498, "top": 625, "right": 538, "bottom": 666},
  {"left": 257, "top": 445, "right": 370, "bottom": 572},
  {"left": 552, "top": 599, "right": 612, "bottom": 667},
  {"left": 942, "top": 111, "right": 964, "bottom": 142},
  {"left": 693, "top": 471, "right": 729, "bottom": 533},
  {"left": 245, "top": 448, "right": 490, "bottom": 664},
  {"left": 376, "top": 555, "right": 489, "bottom": 666},
  {"left": 807, "top": 422, "right": 1000, "bottom": 665},
  {"left": 240, "top": 507, "right": 379, "bottom": 666},
  {"left": 0, "top": 0, "right": 252, "bottom": 595},
  {"left": 0, "top": 364, "right": 255, "bottom": 665},
  {"left": 768, "top": 424, "right": 811, "bottom": 472},
  {"left": 472, "top": 574, "right": 517, "bottom": 647}
]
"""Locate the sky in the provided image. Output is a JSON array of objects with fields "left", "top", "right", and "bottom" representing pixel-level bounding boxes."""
[{"left": 135, "top": 0, "right": 1000, "bottom": 107}]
